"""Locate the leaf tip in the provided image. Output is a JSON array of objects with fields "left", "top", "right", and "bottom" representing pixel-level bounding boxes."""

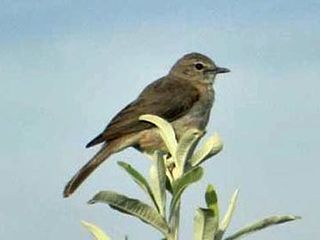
[
  {"left": 139, "top": 114, "right": 150, "bottom": 120},
  {"left": 234, "top": 188, "right": 240, "bottom": 196},
  {"left": 81, "top": 220, "right": 92, "bottom": 228},
  {"left": 289, "top": 215, "right": 302, "bottom": 221},
  {"left": 87, "top": 198, "right": 96, "bottom": 205},
  {"left": 206, "top": 184, "right": 214, "bottom": 192},
  {"left": 212, "top": 132, "right": 223, "bottom": 145},
  {"left": 117, "top": 161, "right": 127, "bottom": 167}
]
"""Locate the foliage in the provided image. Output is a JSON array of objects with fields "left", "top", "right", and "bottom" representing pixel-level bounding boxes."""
[
  {"left": 81, "top": 114, "right": 300, "bottom": 240},
  {"left": 81, "top": 221, "right": 111, "bottom": 240}
]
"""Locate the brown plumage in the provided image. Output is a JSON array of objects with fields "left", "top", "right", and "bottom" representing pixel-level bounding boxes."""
[{"left": 63, "top": 52, "right": 230, "bottom": 197}]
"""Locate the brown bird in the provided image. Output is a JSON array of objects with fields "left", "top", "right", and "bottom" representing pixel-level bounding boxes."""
[{"left": 63, "top": 52, "right": 229, "bottom": 197}]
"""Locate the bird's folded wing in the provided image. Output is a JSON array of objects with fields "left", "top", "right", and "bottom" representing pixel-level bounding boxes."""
[{"left": 86, "top": 78, "right": 200, "bottom": 147}]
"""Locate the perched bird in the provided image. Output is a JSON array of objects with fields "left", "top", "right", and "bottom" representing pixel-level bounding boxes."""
[{"left": 63, "top": 52, "right": 229, "bottom": 197}]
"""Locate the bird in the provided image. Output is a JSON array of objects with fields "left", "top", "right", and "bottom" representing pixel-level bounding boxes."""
[{"left": 63, "top": 52, "right": 230, "bottom": 198}]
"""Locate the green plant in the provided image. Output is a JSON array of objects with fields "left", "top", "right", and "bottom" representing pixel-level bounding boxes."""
[{"left": 82, "top": 114, "right": 300, "bottom": 240}]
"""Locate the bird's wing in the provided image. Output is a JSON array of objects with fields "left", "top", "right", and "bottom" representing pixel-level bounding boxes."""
[{"left": 86, "top": 77, "right": 200, "bottom": 147}]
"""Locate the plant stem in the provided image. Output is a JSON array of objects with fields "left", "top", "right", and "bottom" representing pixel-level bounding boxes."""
[{"left": 168, "top": 202, "right": 181, "bottom": 240}]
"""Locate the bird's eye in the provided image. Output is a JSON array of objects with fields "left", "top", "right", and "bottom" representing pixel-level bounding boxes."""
[{"left": 195, "top": 63, "right": 204, "bottom": 70}]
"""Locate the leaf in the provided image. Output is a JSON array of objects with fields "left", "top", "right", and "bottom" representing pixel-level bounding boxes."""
[
  {"left": 165, "top": 176, "right": 173, "bottom": 194},
  {"left": 225, "top": 215, "right": 301, "bottom": 240},
  {"left": 193, "top": 208, "right": 218, "bottom": 240},
  {"left": 149, "top": 151, "right": 167, "bottom": 217},
  {"left": 189, "top": 133, "right": 223, "bottom": 167},
  {"left": 215, "top": 189, "right": 239, "bottom": 240},
  {"left": 139, "top": 114, "right": 178, "bottom": 156},
  {"left": 175, "top": 128, "right": 203, "bottom": 176},
  {"left": 205, "top": 184, "right": 219, "bottom": 223},
  {"left": 169, "top": 167, "right": 204, "bottom": 219},
  {"left": 88, "top": 191, "right": 169, "bottom": 236},
  {"left": 81, "top": 221, "right": 111, "bottom": 240},
  {"left": 117, "top": 161, "right": 158, "bottom": 211}
]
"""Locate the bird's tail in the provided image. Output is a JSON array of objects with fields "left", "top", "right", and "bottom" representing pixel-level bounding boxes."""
[{"left": 63, "top": 145, "right": 113, "bottom": 198}]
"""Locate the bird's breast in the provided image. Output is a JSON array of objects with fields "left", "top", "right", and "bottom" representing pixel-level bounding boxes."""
[{"left": 173, "top": 85, "right": 214, "bottom": 137}]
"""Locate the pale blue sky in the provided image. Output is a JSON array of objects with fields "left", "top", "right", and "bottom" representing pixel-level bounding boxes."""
[{"left": 0, "top": 1, "right": 319, "bottom": 239}]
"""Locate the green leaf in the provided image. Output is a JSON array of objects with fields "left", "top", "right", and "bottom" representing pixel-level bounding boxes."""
[
  {"left": 117, "top": 161, "right": 158, "bottom": 211},
  {"left": 169, "top": 167, "right": 204, "bottom": 219},
  {"left": 225, "top": 215, "right": 301, "bottom": 240},
  {"left": 193, "top": 208, "right": 218, "bottom": 240},
  {"left": 149, "top": 151, "right": 167, "bottom": 217},
  {"left": 215, "top": 189, "right": 239, "bottom": 240},
  {"left": 175, "top": 128, "right": 203, "bottom": 176},
  {"left": 165, "top": 176, "right": 173, "bottom": 194},
  {"left": 139, "top": 114, "right": 178, "bottom": 156},
  {"left": 88, "top": 191, "right": 169, "bottom": 236},
  {"left": 81, "top": 221, "right": 111, "bottom": 240},
  {"left": 205, "top": 184, "right": 219, "bottom": 223},
  {"left": 189, "top": 133, "right": 223, "bottom": 167}
]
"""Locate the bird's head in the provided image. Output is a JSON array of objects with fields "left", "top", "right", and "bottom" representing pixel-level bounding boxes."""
[{"left": 169, "top": 52, "right": 230, "bottom": 84}]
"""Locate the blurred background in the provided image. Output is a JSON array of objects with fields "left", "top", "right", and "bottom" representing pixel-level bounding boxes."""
[{"left": 0, "top": 0, "right": 319, "bottom": 239}]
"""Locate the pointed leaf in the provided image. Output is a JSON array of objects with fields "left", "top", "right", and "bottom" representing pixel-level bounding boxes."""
[
  {"left": 225, "top": 215, "right": 301, "bottom": 240},
  {"left": 139, "top": 114, "right": 177, "bottom": 156},
  {"left": 81, "top": 221, "right": 111, "bottom": 240},
  {"left": 149, "top": 151, "right": 167, "bottom": 217},
  {"left": 193, "top": 208, "right": 218, "bottom": 240},
  {"left": 215, "top": 189, "right": 239, "bottom": 240},
  {"left": 189, "top": 133, "right": 223, "bottom": 167},
  {"left": 176, "top": 128, "right": 203, "bottom": 176},
  {"left": 88, "top": 191, "right": 169, "bottom": 236},
  {"left": 205, "top": 184, "right": 219, "bottom": 223},
  {"left": 117, "top": 161, "right": 158, "bottom": 210},
  {"left": 169, "top": 167, "right": 204, "bottom": 219}
]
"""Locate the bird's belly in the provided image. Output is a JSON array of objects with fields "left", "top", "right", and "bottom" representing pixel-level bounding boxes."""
[
  {"left": 173, "top": 87, "right": 214, "bottom": 134},
  {"left": 172, "top": 106, "right": 211, "bottom": 138}
]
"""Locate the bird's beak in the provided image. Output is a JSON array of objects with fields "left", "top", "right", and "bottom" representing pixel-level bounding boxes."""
[{"left": 215, "top": 67, "right": 230, "bottom": 74}]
